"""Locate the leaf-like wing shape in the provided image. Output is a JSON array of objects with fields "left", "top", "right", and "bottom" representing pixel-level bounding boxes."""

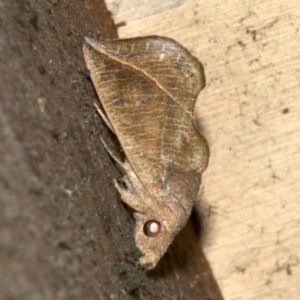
[{"left": 83, "top": 36, "right": 209, "bottom": 203}]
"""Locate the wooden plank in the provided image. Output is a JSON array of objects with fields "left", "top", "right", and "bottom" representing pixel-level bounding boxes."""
[{"left": 106, "top": 0, "right": 300, "bottom": 299}]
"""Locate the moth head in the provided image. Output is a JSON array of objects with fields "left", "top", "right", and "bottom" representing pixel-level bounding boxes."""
[{"left": 133, "top": 211, "right": 178, "bottom": 270}]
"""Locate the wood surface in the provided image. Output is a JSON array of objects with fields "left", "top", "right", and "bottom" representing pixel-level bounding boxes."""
[{"left": 105, "top": 0, "right": 300, "bottom": 299}]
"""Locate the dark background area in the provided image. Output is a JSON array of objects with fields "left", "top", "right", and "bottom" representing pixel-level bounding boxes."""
[{"left": 0, "top": 1, "right": 223, "bottom": 299}]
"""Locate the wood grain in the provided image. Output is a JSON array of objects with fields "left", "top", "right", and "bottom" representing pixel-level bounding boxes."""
[{"left": 106, "top": 0, "right": 300, "bottom": 299}]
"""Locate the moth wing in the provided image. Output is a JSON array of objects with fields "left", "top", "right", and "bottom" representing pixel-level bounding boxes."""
[{"left": 83, "top": 36, "right": 209, "bottom": 203}]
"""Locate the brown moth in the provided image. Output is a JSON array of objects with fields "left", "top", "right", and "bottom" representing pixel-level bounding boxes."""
[{"left": 83, "top": 36, "right": 209, "bottom": 269}]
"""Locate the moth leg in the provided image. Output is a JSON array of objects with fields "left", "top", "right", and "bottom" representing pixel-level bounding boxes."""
[
  {"left": 100, "top": 138, "right": 142, "bottom": 208},
  {"left": 94, "top": 102, "right": 147, "bottom": 196},
  {"left": 97, "top": 117, "right": 145, "bottom": 194},
  {"left": 121, "top": 162, "right": 148, "bottom": 197},
  {"left": 99, "top": 135, "right": 125, "bottom": 169},
  {"left": 100, "top": 133, "right": 150, "bottom": 204},
  {"left": 94, "top": 102, "right": 115, "bottom": 133},
  {"left": 96, "top": 105, "right": 150, "bottom": 202},
  {"left": 113, "top": 179, "right": 147, "bottom": 213}
]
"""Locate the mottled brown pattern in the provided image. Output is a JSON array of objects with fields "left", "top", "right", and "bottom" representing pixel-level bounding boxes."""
[{"left": 83, "top": 36, "right": 209, "bottom": 269}]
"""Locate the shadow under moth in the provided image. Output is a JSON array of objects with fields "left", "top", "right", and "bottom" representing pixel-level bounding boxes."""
[{"left": 83, "top": 36, "right": 209, "bottom": 270}]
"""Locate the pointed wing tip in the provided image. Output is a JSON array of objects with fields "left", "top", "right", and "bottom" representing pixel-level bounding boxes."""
[
  {"left": 84, "top": 36, "right": 95, "bottom": 46},
  {"left": 84, "top": 37, "right": 109, "bottom": 53}
]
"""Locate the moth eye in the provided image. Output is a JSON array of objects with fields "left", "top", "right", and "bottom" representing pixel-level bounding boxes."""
[{"left": 143, "top": 220, "right": 161, "bottom": 237}]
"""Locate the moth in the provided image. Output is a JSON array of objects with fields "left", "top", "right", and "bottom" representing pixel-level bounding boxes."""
[{"left": 83, "top": 36, "right": 209, "bottom": 269}]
